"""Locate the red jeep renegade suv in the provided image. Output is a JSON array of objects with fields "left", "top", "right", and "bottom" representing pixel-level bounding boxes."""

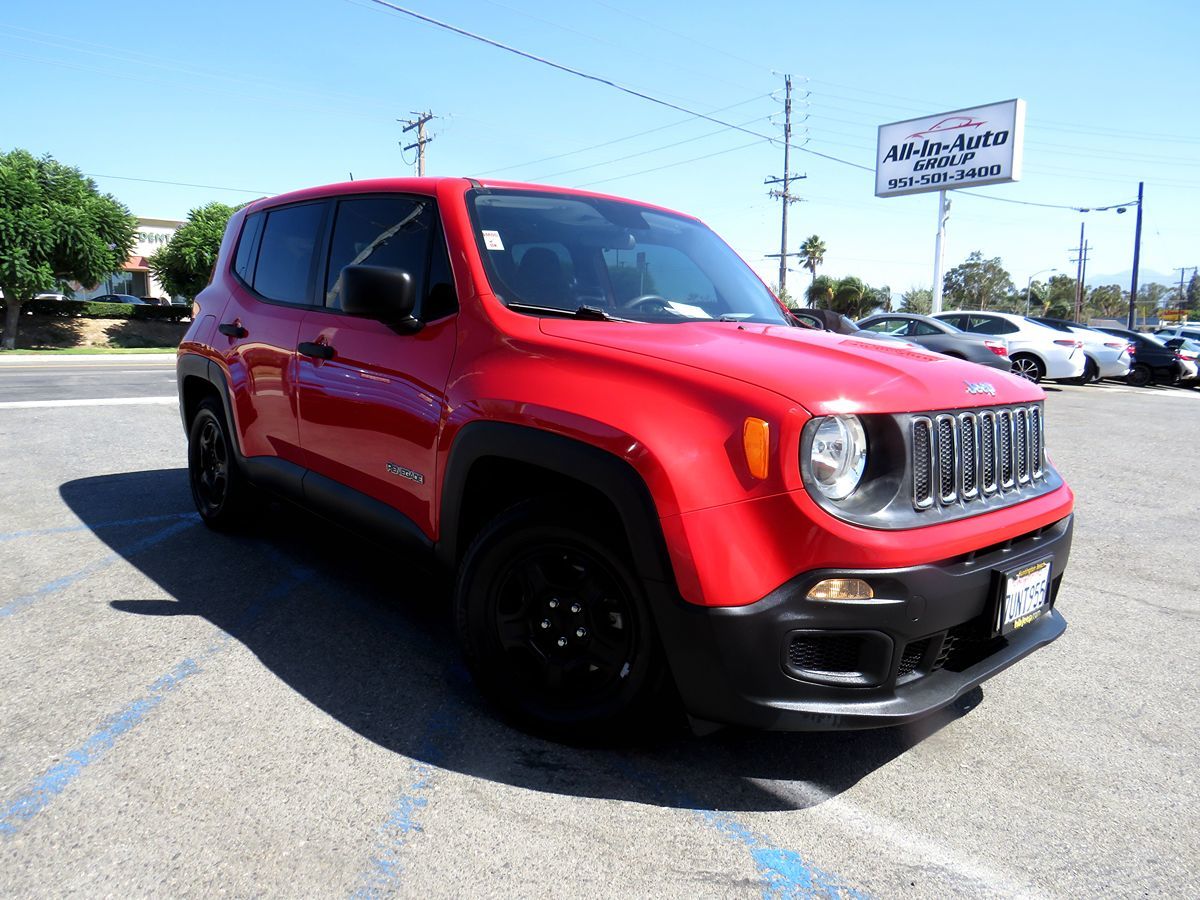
[{"left": 177, "top": 177, "right": 1073, "bottom": 734}]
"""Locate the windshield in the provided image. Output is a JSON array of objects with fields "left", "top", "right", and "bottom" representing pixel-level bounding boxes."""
[{"left": 469, "top": 189, "right": 790, "bottom": 325}]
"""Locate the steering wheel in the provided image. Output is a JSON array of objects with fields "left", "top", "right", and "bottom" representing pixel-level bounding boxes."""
[{"left": 622, "top": 294, "right": 671, "bottom": 313}]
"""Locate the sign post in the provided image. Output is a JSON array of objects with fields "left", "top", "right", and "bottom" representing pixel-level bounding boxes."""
[{"left": 876, "top": 99, "right": 1026, "bottom": 310}]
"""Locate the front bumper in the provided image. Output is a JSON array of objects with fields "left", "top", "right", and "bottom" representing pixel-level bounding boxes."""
[{"left": 651, "top": 514, "right": 1073, "bottom": 731}]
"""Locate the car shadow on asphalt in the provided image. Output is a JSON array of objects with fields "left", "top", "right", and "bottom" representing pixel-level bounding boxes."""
[{"left": 61, "top": 468, "right": 982, "bottom": 813}]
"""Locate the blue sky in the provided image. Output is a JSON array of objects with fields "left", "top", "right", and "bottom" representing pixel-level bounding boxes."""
[{"left": 3, "top": 0, "right": 1197, "bottom": 295}]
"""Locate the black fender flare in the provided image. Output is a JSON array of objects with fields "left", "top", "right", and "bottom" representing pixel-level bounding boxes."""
[
  {"left": 436, "top": 421, "right": 675, "bottom": 587},
  {"left": 177, "top": 353, "right": 243, "bottom": 457}
]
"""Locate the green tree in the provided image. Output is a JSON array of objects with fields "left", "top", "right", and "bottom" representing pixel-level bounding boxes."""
[
  {"left": 899, "top": 286, "right": 932, "bottom": 314},
  {"left": 941, "top": 251, "right": 1014, "bottom": 311},
  {"left": 829, "top": 276, "right": 865, "bottom": 317},
  {"left": 799, "top": 235, "right": 826, "bottom": 285},
  {"left": 1137, "top": 282, "right": 1170, "bottom": 309},
  {"left": 806, "top": 274, "right": 835, "bottom": 307},
  {"left": 0, "top": 149, "right": 136, "bottom": 349},
  {"left": 149, "top": 202, "right": 240, "bottom": 301},
  {"left": 1041, "top": 274, "right": 1078, "bottom": 318},
  {"left": 863, "top": 283, "right": 891, "bottom": 315},
  {"left": 1187, "top": 271, "right": 1200, "bottom": 312},
  {"left": 1085, "top": 284, "right": 1125, "bottom": 319}
]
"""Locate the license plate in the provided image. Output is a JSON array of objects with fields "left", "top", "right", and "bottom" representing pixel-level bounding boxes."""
[{"left": 995, "top": 558, "right": 1052, "bottom": 635}]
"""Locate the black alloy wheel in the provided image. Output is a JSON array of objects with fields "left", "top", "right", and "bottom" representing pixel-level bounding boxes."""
[
  {"left": 1083, "top": 357, "right": 1099, "bottom": 384},
  {"left": 455, "top": 502, "right": 666, "bottom": 736},
  {"left": 187, "top": 398, "right": 254, "bottom": 530},
  {"left": 1010, "top": 354, "right": 1044, "bottom": 383},
  {"left": 1126, "top": 364, "right": 1152, "bottom": 388}
]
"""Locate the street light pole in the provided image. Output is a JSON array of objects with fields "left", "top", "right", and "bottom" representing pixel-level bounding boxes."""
[{"left": 1025, "top": 268, "right": 1057, "bottom": 315}]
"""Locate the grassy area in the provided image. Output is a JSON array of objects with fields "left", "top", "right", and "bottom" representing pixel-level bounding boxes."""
[
  {"left": 0, "top": 315, "right": 188, "bottom": 352},
  {"left": 0, "top": 346, "right": 177, "bottom": 355}
]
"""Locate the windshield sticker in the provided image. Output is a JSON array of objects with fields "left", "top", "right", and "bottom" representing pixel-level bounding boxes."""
[{"left": 481, "top": 230, "right": 505, "bottom": 251}]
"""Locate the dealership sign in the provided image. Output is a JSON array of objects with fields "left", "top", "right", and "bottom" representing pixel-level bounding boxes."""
[{"left": 875, "top": 99, "right": 1026, "bottom": 198}]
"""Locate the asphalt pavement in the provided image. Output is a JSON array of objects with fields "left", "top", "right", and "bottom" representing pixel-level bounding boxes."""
[
  {"left": 0, "top": 357, "right": 1197, "bottom": 897},
  {"left": 0, "top": 353, "right": 177, "bottom": 404}
]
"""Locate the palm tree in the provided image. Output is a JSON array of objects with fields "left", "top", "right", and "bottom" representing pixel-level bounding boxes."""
[{"left": 799, "top": 235, "right": 827, "bottom": 285}]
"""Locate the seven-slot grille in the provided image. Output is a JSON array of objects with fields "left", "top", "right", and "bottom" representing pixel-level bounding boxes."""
[{"left": 911, "top": 405, "right": 1044, "bottom": 510}]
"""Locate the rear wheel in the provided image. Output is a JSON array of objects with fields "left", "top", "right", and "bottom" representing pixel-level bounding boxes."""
[
  {"left": 1067, "top": 357, "right": 1099, "bottom": 385},
  {"left": 187, "top": 398, "right": 255, "bottom": 530},
  {"left": 1010, "top": 354, "right": 1044, "bottom": 383},
  {"left": 1126, "top": 364, "right": 1152, "bottom": 388},
  {"left": 454, "top": 501, "right": 667, "bottom": 737}
]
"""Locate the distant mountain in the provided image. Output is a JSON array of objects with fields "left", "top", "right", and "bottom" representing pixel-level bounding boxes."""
[{"left": 1086, "top": 268, "right": 1175, "bottom": 288}]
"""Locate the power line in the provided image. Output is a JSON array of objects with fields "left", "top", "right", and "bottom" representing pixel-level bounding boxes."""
[
  {"left": 568, "top": 140, "right": 758, "bottom": 189},
  {"left": 531, "top": 114, "right": 774, "bottom": 181},
  {"left": 356, "top": 0, "right": 874, "bottom": 174},
  {"left": 476, "top": 94, "right": 771, "bottom": 177},
  {"left": 84, "top": 173, "right": 272, "bottom": 195}
]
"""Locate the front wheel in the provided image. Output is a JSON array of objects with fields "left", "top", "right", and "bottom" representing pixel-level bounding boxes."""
[
  {"left": 454, "top": 501, "right": 668, "bottom": 737},
  {"left": 1010, "top": 353, "right": 1044, "bottom": 383}
]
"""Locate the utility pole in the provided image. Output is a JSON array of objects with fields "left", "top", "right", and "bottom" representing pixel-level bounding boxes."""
[
  {"left": 400, "top": 110, "right": 436, "bottom": 176},
  {"left": 1068, "top": 223, "right": 1091, "bottom": 323},
  {"left": 1174, "top": 266, "right": 1198, "bottom": 320},
  {"left": 764, "top": 75, "right": 805, "bottom": 299},
  {"left": 1127, "top": 182, "right": 1143, "bottom": 330}
]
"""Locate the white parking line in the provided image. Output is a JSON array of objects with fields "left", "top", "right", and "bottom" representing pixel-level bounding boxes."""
[{"left": 0, "top": 397, "right": 178, "bottom": 409}]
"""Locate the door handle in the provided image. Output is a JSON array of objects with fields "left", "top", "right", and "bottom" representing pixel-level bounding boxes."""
[
  {"left": 218, "top": 322, "right": 247, "bottom": 338},
  {"left": 298, "top": 341, "right": 335, "bottom": 360}
]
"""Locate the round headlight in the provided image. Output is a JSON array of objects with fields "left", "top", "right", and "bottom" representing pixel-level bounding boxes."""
[{"left": 809, "top": 415, "right": 868, "bottom": 500}]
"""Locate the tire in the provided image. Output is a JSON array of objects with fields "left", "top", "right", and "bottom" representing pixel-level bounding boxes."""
[
  {"left": 187, "top": 397, "right": 256, "bottom": 530},
  {"left": 1126, "top": 364, "right": 1152, "bottom": 388},
  {"left": 454, "top": 500, "right": 668, "bottom": 738},
  {"left": 1010, "top": 353, "right": 1044, "bottom": 383},
  {"left": 1067, "top": 357, "right": 1099, "bottom": 386}
]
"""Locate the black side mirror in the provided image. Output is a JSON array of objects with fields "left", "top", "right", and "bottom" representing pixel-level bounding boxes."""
[{"left": 341, "top": 265, "right": 423, "bottom": 333}]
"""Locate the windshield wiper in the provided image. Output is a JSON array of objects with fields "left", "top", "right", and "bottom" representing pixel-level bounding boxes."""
[{"left": 505, "top": 301, "right": 638, "bottom": 323}]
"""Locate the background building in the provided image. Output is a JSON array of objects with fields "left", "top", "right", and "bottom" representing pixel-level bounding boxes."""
[{"left": 78, "top": 217, "right": 183, "bottom": 300}]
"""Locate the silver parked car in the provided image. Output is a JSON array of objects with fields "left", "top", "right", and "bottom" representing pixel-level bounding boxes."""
[
  {"left": 856, "top": 312, "right": 1013, "bottom": 372},
  {"left": 1029, "top": 317, "right": 1132, "bottom": 382}
]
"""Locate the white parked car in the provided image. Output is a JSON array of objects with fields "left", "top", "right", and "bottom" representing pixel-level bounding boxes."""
[
  {"left": 934, "top": 311, "right": 1086, "bottom": 383},
  {"left": 1155, "top": 325, "right": 1200, "bottom": 344},
  {"left": 1029, "top": 317, "right": 1132, "bottom": 382}
]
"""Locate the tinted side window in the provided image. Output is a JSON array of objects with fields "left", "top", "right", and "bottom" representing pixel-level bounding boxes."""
[
  {"left": 253, "top": 203, "right": 326, "bottom": 305},
  {"left": 325, "top": 197, "right": 434, "bottom": 313},
  {"left": 939, "top": 315, "right": 967, "bottom": 329},
  {"left": 968, "top": 315, "right": 1018, "bottom": 335},
  {"left": 233, "top": 212, "right": 264, "bottom": 284},
  {"left": 910, "top": 321, "right": 941, "bottom": 336}
]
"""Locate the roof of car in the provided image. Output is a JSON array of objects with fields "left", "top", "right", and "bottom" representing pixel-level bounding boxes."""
[{"left": 240, "top": 176, "right": 699, "bottom": 223}]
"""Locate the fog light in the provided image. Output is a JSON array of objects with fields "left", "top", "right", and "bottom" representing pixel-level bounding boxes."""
[{"left": 806, "top": 578, "right": 874, "bottom": 601}]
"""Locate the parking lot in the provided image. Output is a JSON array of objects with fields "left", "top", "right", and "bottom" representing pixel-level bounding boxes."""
[{"left": 1, "top": 355, "right": 1198, "bottom": 898}]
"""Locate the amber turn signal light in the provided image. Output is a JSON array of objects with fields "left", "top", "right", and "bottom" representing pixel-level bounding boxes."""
[
  {"left": 743, "top": 417, "right": 770, "bottom": 479},
  {"left": 806, "top": 578, "right": 875, "bottom": 601}
]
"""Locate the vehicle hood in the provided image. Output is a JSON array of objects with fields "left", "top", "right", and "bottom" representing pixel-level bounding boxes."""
[{"left": 539, "top": 320, "right": 1042, "bottom": 415}]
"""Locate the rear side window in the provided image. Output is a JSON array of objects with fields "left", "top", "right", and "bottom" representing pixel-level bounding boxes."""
[
  {"left": 233, "top": 212, "right": 264, "bottom": 283},
  {"left": 253, "top": 203, "right": 326, "bottom": 305},
  {"left": 968, "top": 316, "right": 1018, "bottom": 335}
]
